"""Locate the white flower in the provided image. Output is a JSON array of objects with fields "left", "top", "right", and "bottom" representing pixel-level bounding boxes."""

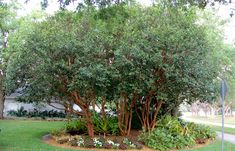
[
  {"left": 93, "top": 137, "right": 103, "bottom": 147},
  {"left": 77, "top": 138, "right": 84, "bottom": 147},
  {"left": 113, "top": 143, "right": 120, "bottom": 147},
  {"left": 107, "top": 140, "right": 115, "bottom": 145},
  {"left": 130, "top": 144, "right": 136, "bottom": 148}
]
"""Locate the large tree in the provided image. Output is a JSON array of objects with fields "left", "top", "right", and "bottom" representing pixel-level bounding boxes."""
[
  {"left": 6, "top": 1, "right": 230, "bottom": 136},
  {"left": 6, "top": 9, "right": 113, "bottom": 137},
  {"left": 0, "top": 1, "right": 17, "bottom": 119},
  {"left": 112, "top": 5, "right": 222, "bottom": 131}
]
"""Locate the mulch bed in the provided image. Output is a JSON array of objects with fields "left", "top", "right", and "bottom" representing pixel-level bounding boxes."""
[
  {"left": 43, "top": 133, "right": 154, "bottom": 151},
  {"left": 43, "top": 130, "right": 214, "bottom": 151}
]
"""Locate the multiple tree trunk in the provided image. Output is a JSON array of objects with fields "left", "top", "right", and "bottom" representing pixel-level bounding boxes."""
[
  {"left": 135, "top": 96, "right": 163, "bottom": 131},
  {"left": 68, "top": 91, "right": 166, "bottom": 137},
  {"left": 116, "top": 95, "right": 135, "bottom": 136}
]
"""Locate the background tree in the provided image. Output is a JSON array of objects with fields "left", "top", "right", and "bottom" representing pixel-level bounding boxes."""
[{"left": 0, "top": 1, "right": 17, "bottom": 119}]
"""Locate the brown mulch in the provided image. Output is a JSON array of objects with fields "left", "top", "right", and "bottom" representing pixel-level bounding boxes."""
[
  {"left": 43, "top": 135, "right": 155, "bottom": 151},
  {"left": 42, "top": 131, "right": 214, "bottom": 151},
  {"left": 43, "top": 130, "right": 153, "bottom": 151}
]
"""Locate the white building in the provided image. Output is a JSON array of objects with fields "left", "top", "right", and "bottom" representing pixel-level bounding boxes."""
[{"left": 3, "top": 92, "right": 64, "bottom": 117}]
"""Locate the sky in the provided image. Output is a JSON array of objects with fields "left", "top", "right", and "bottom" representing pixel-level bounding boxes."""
[
  {"left": 8, "top": 0, "right": 235, "bottom": 45},
  {"left": 16, "top": 0, "right": 152, "bottom": 14},
  {"left": 212, "top": 2, "right": 235, "bottom": 45}
]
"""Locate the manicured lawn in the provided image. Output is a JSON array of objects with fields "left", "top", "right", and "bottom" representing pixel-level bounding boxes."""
[
  {"left": 209, "top": 125, "right": 235, "bottom": 135},
  {"left": 187, "top": 116, "right": 235, "bottom": 125},
  {"left": 182, "top": 140, "right": 235, "bottom": 151},
  {"left": 0, "top": 120, "right": 235, "bottom": 151},
  {"left": 0, "top": 120, "right": 77, "bottom": 151},
  {"left": 183, "top": 115, "right": 235, "bottom": 135}
]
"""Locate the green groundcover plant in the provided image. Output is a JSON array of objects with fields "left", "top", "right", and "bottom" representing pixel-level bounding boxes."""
[
  {"left": 62, "top": 113, "right": 119, "bottom": 136},
  {"left": 139, "top": 115, "right": 216, "bottom": 151}
]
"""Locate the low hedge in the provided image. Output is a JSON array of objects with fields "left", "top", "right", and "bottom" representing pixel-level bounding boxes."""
[{"left": 7, "top": 107, "right": 66, "bottom": 118}]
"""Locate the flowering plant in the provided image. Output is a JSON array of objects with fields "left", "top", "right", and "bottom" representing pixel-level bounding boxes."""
[
  {"left": 93, "top": 137, "right": 103, "bottom": 148},
  {"left": 77, "top": 137, "right": 84, "bottom": 147},
  {"left": 123, "top": 138, "right": 136, "bottom": 148},
  {"left": 107, "top": 139, "right": 120, "bottom": 149}
]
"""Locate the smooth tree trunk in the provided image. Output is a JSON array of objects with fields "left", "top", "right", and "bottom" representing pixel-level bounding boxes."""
[
  {"left": 0, "top": 93, "right": 4, "bottom": 119},
  {"left": 0, "top": 74, "right": 5, "bottom": 119},
  {"left": 87, "top": 119, "right": 94, "bottom": 137},
  {"left": 0, "top": 32, "right": 7, "bottom": 119},
  {"left": 70, "top": 91, "right": 95, "bottom": 137},
  {"left": 85, "top": 109, "right": 94, "bottom": 137},
  {"left": 135, "top": 95, "right": 163, "bottom": 131},
  {"left": 116, "top": 94, "right": 135, "bottom": 136}
]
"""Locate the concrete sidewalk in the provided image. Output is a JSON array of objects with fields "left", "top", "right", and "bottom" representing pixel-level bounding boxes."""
[
  {"left": 181, "top": 116, "right": 235, "bottom": 144},
  {"left": 181, "top": 116, "right": 235, "bottom": 128},
  {"left": 217, "top": 132, "right": 235, "bottom": 144}
]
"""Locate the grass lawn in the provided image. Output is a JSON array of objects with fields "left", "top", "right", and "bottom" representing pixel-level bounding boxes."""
[
  {"left": 209, "top": 125, "right": 235, "bottom": 135},
  {"left": 182, "top": 140, "right": 235, "bottom": 151},
  {"left": 187, "top": 116, "right": 235, "bottom": 125},
  {"left": 0, "top": 119, "right": 235, "bottom": 151},
  {"left": 183, "top": 115, "right": 235, "bottom": 135},
  {"left": 0, "top": 120, "right": 77, "bottom": 151}
]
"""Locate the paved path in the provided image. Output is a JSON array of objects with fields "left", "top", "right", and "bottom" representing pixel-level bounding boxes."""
[
  {"left": 181, "top": 116, "right": 235, "bottom": 128},
  {"left": 181, "top": 116, "right": 235, "bottom": 144},
  {"left": 217, "top": 132, "right": 235, "bottom": 144}
]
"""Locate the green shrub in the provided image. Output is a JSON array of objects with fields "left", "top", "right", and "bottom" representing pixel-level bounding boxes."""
[
  {"left": 64, "top": 113, "right": 119, "bottom": 136},
  {"left": 65, "top": 119, "right": 87, "bottom": 135},
  {"left": 7, "top": 108, "right": 66, "bottom": 118},
  {"left": 92, "top": 113, "right": 119, "bottom": 135},
  {"left": 139, "top": 115, "right": 215, "bottom": 151},
  {"left": 107, "top": 116, "right": 119, "bottom": 135},
  {"left": 51, "top": 129, "right": 65, "bottom": 136},
  {"left": 140, "top": 127, "right": 195, "bottom": 151},
  {"left": 7, "top": 107, "right": 27, "bottom": 117},
  {"left": 186, "top": 122, "right": 216, "bottom": 140},
  {"left": 157, "top": 115, "right": 186, "bottom": 135},
  {"left": 93, "top": 113, "right": 109, "bottom": 135}
]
